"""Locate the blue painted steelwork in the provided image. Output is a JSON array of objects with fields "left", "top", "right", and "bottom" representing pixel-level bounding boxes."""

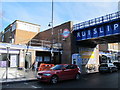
[{"left": 73, "top": 11, "right": 120, "bottom": 41}]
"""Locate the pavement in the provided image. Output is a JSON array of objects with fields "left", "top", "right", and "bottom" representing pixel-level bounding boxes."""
[
  {"left": 0, "top": 67, "right": 99, "bottom": 84},
  {"left": 0, "top": 67, "right": 37, "bottom": 84}
]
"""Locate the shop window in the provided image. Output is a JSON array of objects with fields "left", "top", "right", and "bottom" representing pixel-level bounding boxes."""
[
  {"left": 0, "top": 53, "right": 7, "bottom": 67},
  {"left": 10, "top": 55, "right": 17, "bottom": 67},
  {"left": 36, "top": 56, "right": 42, "bottom": 62},
  {"left": 44, "top": 56, "right": 50, "bottom": 62},
  {"left": 0, "top": 53, "right": 7, "bottom": 61}
]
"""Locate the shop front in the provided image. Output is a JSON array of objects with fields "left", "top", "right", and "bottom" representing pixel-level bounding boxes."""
[
  {"left": 0, "top": 43, "right": 60, "bottom": 69},
  {"left": 0, "top": 48, "right": 19, "bottom": 68},
  {"left": 35, "top": 51, "right": 61, "bottom": 68}
]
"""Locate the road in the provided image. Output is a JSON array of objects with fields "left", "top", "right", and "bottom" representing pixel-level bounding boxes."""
[{"left": 1, "top": 71, "right": 119, "bottom": 89}]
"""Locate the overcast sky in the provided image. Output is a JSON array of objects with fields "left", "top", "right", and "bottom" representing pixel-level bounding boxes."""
[{"left": 0, "top": 0, "right": 120, "bottom": 32}]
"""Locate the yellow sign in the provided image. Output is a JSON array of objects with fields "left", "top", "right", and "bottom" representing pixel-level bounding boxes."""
[{"left": 81, "top": 51, "right": 95, "bottom": 59}]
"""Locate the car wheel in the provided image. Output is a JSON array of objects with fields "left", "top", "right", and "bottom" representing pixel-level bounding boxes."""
[
  {"left": 109, "top": 68, "right": 112, "bottom": 73},
  {"left": 50, "top": 75, "right": 58, "bottom": 84},
  {"left": 116, "top": 68, "right": 118, "bottom": 72},
  {"left": 75, "top": 74, "right": 80, "bottom": 80}
]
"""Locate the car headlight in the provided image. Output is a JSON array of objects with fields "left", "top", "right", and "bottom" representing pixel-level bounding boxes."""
[{"left": 43, "top": 73, "right": 51, "bottom": 76}]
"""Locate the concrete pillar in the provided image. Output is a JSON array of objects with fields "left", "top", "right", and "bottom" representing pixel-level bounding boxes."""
[
  {"left": 19, "top": 49, "right": 25, "bottom": 67},
  {"left": 79, "top": 45, "right": 99, "bottom": 74}
]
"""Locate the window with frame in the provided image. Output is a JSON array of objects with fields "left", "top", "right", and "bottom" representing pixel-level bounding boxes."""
[
  {"left": 36, "top": 56, "right": 42, "bottom": 62},
  {"left": 44, "top": 56, "right": 50, "bottom": 62}
]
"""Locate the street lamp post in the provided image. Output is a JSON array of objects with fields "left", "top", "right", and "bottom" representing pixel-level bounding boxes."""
[
  {"left": 48, "top": 0, "right": 54, "bottom": 64},
  {"left": 51, "top": 0, "right": 54, "bottom": 64},
  {"left": 57, "top": 29, "right": 63, "bottom": 63},
  {"left": 6, "top": 44, "right": 10, "bottom": 80}
]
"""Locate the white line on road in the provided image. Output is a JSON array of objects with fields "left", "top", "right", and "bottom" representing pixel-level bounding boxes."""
[
  {"left": 24, "top": 82, "right": 28, "bottom": 85},
  {"left": 32, "top": 85, "right": 38, "bottom": 88}
]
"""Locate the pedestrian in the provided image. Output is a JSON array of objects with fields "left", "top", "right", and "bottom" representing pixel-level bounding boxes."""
[{"left": 34, "top": 61, "right": 38, "bottom": 72}]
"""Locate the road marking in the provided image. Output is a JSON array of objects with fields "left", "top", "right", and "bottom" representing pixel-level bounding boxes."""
[
  {"left": 32, "top": 85, "right": 38, "bottom": 88},
  {"left": 24, "top": 82, "right": 28, "bottom": 85}
]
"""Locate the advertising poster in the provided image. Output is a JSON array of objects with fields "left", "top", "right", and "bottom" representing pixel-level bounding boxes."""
[
  {"left": 10, "top": 55, "right": 17, "bottom": 67},
  {"left": 80, "top": 48, "right": 95, "bottom": 65},
  {"left": 0, "top": 61, "right": 6, "bottom": 67}
]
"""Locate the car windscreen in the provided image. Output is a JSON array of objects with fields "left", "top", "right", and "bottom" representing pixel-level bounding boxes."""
[{"left": 50, "top": 65, "right": 64, "bottom": 70}]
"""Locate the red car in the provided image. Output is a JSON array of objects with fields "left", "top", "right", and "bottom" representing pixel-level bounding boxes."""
[{"left": 37, "top": 64, "right": 81, "bottom": 84}]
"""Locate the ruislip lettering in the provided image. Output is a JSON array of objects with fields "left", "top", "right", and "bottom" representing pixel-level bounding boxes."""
[
  {"left": 107, "top": 25, "right": 110, "bottom": 31},
  {"left": 88, "top": 30, "right": 91, "bottom": 35},
  {"left": 77, "top": 32, "right": 81, "bottom": 37},
  {"left": 99, "top": 27, "right": 104, "bottom": 33},
  {"left": 114, "top": 24, "right": 119, "bottom": 30},
  {"left": 93, "top": 28, "right": 97, "bottom": 34},
  {"left": 82, "top": 31, "right": 86, "bottom": 36}
]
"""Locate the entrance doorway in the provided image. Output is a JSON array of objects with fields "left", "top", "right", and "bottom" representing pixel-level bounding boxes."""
[{"left": 25, "top": 52, "right": 31, "bottom": 69}]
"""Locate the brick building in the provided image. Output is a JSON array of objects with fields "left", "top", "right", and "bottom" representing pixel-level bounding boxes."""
[
  {"left": 3, "top": 20, "right": 40, "bottom": 44},
  {"left": 1, "top": 20, "right": 41, "bottom": 68},
  {"left": 1, "top": 20, "right": 74, "bottom": 69},
  {"left": 32, "top": 21, "right": 74, "bottom": 64},
  {"left": 2, "top": 19, "right": 119, "bottom": 73},
  {"left": 0, "top": 31, "right": 4, "bottom": 42}
]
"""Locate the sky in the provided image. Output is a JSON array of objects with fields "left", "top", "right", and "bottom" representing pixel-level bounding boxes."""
[{"left": 0, "top": 0, "right": 120, "bottom": 32}]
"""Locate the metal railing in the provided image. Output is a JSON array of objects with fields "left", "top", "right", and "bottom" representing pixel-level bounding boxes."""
[
  {"left": 73, "top": 11, "right": 120, "bottom": 31},
  {"left": 30, "top": 39, "right": 62, "bottom": 49}
]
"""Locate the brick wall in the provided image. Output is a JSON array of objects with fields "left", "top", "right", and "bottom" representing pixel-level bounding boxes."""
[
  {"left": 33, "top": 21, "right": 73, "bottom": 64},
  {"left": 14, "top": 29, "right": 38, "bottom": 44}
]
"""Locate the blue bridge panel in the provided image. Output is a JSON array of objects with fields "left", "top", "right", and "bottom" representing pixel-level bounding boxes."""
[
  {"left": 74, "top": 19, "right": 120, "bottom": 41},
  {"left": 86, "top": 29, "right": 92, "bottom": 39},
  {"left": 105, "top": 24, "right": 113, "bottom": 36},
  {"left": 73, "top": 11, "right": 120, "bottom": 41},
  {"left": 112, "top": 22, "right": 120, "bottom": 34},
  {"left": 92, "top": 28, "right": 99, "bottom": 38},
  {"left": 81, "top": 31, "right": 87, "bottom": 40},
  {"left": 98, "top": 26, "right": 105, "bottom": 37}
]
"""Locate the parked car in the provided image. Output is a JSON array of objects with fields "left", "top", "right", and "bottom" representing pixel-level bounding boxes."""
[
  {"left": 99, "top": 63, "right": 118, "bottom": 73},
  {"left": 113, "top": 62, "right": 120, "bottom": 70},
  {"left": 37, "top": 64, "right": 81, "bottom": 84}
]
